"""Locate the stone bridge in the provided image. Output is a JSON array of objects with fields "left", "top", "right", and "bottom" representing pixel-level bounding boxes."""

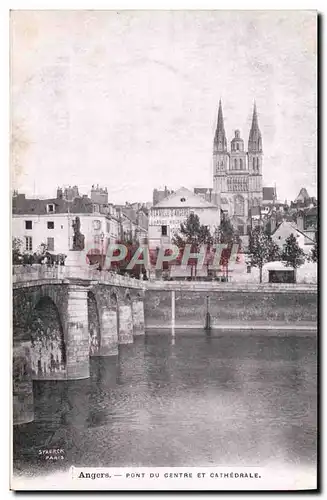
[
  {"left": 13, "top": 265, "right": 318, "bottom": 426},
  {"left": 13, "top": 265, "right": 146, "bottom": 425}
]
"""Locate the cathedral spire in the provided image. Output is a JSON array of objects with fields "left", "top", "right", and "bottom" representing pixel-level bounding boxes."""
[
  {"left": 248, "top": 101, "right": 262, "bottom": 153},
  {"left": 252, "top": 101, "right": 258, "bottom": 128},
  {"left": 214, "top": 99, "right": 227, "bottom": 152}
]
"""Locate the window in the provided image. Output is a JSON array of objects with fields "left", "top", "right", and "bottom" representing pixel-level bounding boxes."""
[
  {"left": 234, "top": 159, "right": 237, "bottom": 170},
  {"left": 253, "top": 157, "right": 256, "bottom": 170},
  {"left": 47, "top": 204, "right": 55, "bottom": 213},
  {"left": 25, "top": 220, "right": 32, "bottom": 230},
  {"left": 161, "top": 225, "right": 168, "bottom": 236},
  {"left": 236, "top": 143, "right": 239, "bottom": 151},
  {"left": 240, "top": 158, "right": 243, "bottom": 169},
  {"left": 94, "top": 235, "right": 101, "bottom": 245},
  {"left": 47, "top": 221, "right": 54, "bottom": 229},
  {"left": 237, "top": 225, "right": 244, "bottom": 235},
  {"left": 106, "top": 221, "right": 110, "bottom": 233},
  {"left": 47, "top": 237, "right": 54, "bottom": 251},
  {"left": 180, "top": 197, "right": 186, "bottom": 202},
  {"left": 93, "top": 204, "right": 99, "bottom": 213},
  {"left": 25, "top": 236, "right": 32, "bottom": 251}
]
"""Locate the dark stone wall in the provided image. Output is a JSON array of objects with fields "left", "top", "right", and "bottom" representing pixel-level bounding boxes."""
[
  {"left": 13, "top": 342, "right": 34, "bottom": 425},
  {"left": 88, "top": 291, "right": 100, "bottom": 356},
  {"left": 144, "top": 290, "right": 317, "bottom": 328},
  {"left": 13, "top": 285, "right": 68, "bottom": 343},
  {"left": 13, "top": 286, "right": 68, "bottom": 379},
  {"left": 29, "top": 297, "right": 66, "bottom": 378}
]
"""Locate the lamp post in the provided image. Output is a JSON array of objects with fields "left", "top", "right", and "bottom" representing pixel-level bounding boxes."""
[{"left": 100, "top": 232, "right": 104, "bottom": 269}]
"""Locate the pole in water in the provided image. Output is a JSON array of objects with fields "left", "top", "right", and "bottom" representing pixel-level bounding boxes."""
[
  {"left": 205, "top": 294, "right": 211, "bottom": 331},
  {"left": 171, "top": 292, "right": 176, "bottom": 342}
]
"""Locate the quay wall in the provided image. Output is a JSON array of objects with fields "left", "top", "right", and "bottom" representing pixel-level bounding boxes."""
[{"left": 144, "top": 283, "right": 317, "bottom": 329}]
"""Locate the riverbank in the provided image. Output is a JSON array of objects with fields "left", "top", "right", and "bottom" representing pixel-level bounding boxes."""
[
  {"left": 144, "top": 286, "right": 317, "bottom": 330},
  {"left": 145, "top": 323, "right": 317, "bottom": 333}
]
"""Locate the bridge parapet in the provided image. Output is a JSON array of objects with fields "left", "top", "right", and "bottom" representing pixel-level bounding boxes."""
[{"left": 13, "top": 265, "right": 146, "bottom": 290}]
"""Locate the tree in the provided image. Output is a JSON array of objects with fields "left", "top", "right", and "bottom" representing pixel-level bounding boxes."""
[
  {"left": 211, "top": 215, "right": 242, "bottom": 279},
  {"left": 172, "top": 213, "right": 212, "bottom": 279},
  {"left": 281, "top": 233, "right": 305, "bottom": 276},
  {"left": 12, "top": 237, "right": 23, "bottom": 265},
  {"left": 13, "top": 238, "right": 47, "bottom": 265},
  {"left": 248, "top": 225, "right": 280, "bottom": 283},
  {"left": 215, "top": 214, "right": 241, "bottom": 246}
]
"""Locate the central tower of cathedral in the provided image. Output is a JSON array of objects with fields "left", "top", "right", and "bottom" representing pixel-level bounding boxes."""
[{"left": 213, "top": 100, "right": 263, "bottom": 235}]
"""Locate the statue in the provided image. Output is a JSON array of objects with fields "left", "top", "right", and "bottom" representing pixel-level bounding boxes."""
[{"left": 72, "top": 216, "right": 85, "bottom": 251}]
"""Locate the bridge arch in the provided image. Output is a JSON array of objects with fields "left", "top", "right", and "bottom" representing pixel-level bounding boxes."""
[{"left": 28, "top": 296, "right": 66, "bottom": 379}]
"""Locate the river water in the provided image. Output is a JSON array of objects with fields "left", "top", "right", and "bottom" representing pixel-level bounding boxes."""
[{"left": 13, "top": 330, "right": 317, "bottom": 476}]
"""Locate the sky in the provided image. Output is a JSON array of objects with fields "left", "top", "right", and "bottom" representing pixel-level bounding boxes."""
[{"left": 11, "top": 10, "right": 317, "bottom": 204}]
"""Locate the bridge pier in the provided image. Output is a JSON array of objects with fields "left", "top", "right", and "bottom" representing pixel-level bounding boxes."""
[
  {"left": 118, "top": 304, "right": 134, "bottom": 344},
  {"left": 98, "top": 308, "right": 119, "bottom": 355},
  {"left": 66, "top": 285, "right": 90, "bottom": 379},
  {"left": 13, "top": 342, "right": 34, "bottom": 425},
  {"left": 132, "top": 300, "right": 145, "bottom": 336}
]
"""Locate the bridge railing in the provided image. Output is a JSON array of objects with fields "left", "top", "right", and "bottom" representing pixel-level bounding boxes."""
[{"left": 12, "top": 265, "right": 146, "bottom": 289}]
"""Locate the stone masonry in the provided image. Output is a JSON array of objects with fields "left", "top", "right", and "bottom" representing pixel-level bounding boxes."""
[{"left": 12, "top": 267, "right": 146, "bottom": 424}]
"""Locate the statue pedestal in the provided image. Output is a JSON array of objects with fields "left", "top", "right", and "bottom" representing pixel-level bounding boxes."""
[{"left": 65, "top": 251, "right": 89, "bottom": 277}]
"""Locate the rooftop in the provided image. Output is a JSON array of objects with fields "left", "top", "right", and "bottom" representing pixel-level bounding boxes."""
[{"left": 12, "top": 194, "right": 94, "bottom": 215}]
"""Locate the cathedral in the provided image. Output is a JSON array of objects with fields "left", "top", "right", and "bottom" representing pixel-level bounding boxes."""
[{"left": 213, "top": 100, "right": 263, "bottom": 236}]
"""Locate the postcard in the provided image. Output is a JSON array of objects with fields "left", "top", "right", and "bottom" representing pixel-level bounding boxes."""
[{"left": 10, "top": 10, "right": 317, "bottom": 491}]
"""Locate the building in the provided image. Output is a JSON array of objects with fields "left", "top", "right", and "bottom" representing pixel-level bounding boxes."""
[
  {"left": 291, "top": 187, "right": 317, "bottom": 209},
  {"left": 12, "top": 190, "right": 119, "bottom": 257},
  {"left": 148, "top": 186, "right": 220, "bottom": 249},
  {"left": 262, "top": 187, "right": 276, "bottom": 206},
  {"left": 193, "top": 187, "right": 219, "bottom": 205},
  {"left": 271, "top": 220, "right": 315, "bottom": 255},
  {"left": 153, "top": 186, "right": 174, "bottom": 206},
  {"left": 295, "top": 206, "right": 318, "bottom": 243},
  {"left": 90, "top": 184, "right": 108, "bottom": 205},
  {"left": 213, "top": 100, "right": 263, "bottom": 236},
  {"left": 212, "top": 100, "right": 277, "bottom": 239},
  {"left": 12, "top": 186, "right": 145, "bottom": 258},
  {"left": 115, "top": 204, "right": 148, "bottom": 243}
]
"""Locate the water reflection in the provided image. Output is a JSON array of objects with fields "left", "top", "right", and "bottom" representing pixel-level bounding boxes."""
[{"left": 13, "top": 330, "right": 317, "bottom": 474}]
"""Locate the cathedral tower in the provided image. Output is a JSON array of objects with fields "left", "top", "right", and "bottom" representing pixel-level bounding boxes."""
[
  {"left": 212, "top": 101, "right": 264, "bottom": 237},
  {"left": 248, "top": 102, "right": 263, "bottom": 205},
  {"left": 213, "top": 100, "right": 229, "bottom": 193}
]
